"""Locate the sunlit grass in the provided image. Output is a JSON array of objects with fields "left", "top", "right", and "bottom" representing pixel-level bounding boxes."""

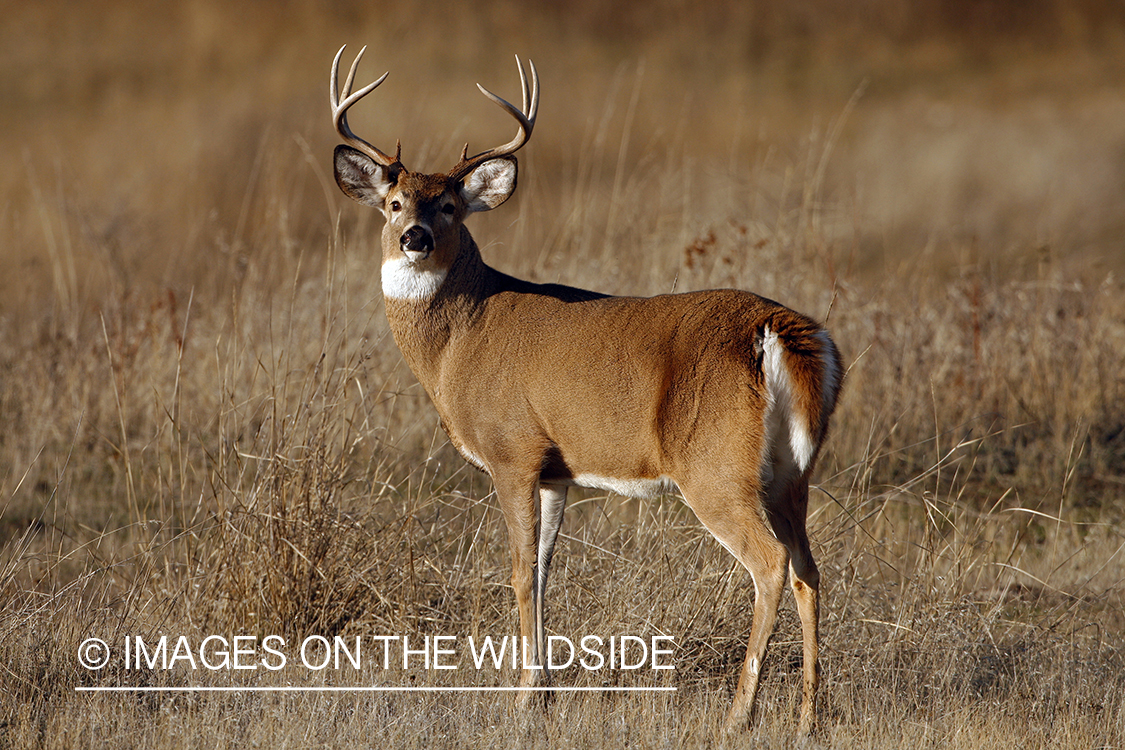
[{"left": 2, "top": 1, "right": 1124, "bottom": 747}]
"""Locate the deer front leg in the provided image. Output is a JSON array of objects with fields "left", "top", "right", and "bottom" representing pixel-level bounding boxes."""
[
  {"left": 493, "top": 471, "right": 541, "bottom": 688},
  {"left": 534, "top": 482, "right": 568, "bottom": 674}
]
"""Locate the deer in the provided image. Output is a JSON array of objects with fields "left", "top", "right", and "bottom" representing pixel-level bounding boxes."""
[{"left": 329, "top": 46, "right": 842, "bottom": 735}]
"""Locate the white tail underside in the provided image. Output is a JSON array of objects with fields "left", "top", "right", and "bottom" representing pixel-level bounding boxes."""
[{"left": 762, "top": 326, "right": 815, "bottom": 474}]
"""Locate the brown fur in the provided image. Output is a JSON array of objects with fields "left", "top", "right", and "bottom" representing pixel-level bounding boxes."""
[{"left": 332, "top": 61, "right": 842, "bottom": 735}]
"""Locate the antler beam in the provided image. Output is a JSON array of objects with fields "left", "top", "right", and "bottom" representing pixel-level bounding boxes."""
[
  {"left": 330, "top": 45, "right": 402, "bottom": 168},
  {"left": 448, "top": 56, "right": 539, "bottom": 181}
]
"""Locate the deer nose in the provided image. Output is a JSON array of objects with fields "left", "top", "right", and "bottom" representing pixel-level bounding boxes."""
[{"left": 400, "top": 225, "right": 434, "bottom": 255}]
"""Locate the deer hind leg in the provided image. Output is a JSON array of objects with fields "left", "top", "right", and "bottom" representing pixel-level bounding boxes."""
[
  {"left": 728, "top": 530, "right": 789, "bottom": 730},
  {"left": 685, "top": 480, "right": 790, "bottom": 730},
  {"left": 765, "top": 472, "right": 820, "bottom": 736},
  {"left": 534, "top": 482, "right": 568, "bottom": 677}
]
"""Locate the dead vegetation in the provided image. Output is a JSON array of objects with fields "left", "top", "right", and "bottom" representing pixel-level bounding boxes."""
[{"left": 1, "top": 1, "right": 1124, "bottom": 747}]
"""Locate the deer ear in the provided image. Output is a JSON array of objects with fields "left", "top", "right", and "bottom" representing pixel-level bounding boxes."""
[
  {"left": 461, "top": 156, "right": 517, "bottom": 213},
  {"left": 334, "top": 145, "right": 397, "bottom": 209}
]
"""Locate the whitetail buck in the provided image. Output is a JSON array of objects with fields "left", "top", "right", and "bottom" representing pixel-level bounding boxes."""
[{"left": 330, "top": 46, "right": 842, "bottom": 734}]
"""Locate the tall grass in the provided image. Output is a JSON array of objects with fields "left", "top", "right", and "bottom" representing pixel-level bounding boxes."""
[{"left": 2, "top": 1, "right": 1124, "bottom": 747}]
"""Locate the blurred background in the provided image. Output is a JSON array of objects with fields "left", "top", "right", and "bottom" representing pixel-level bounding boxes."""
[
  {"left": 2, "top": 0, "right": 1124, "bottom": 557},
  {"left": 2, "top": 4, "right": 1125, "bottom": 745},
  {"left": 4, "top": 0, "right": 1125, "bottom": 313}
]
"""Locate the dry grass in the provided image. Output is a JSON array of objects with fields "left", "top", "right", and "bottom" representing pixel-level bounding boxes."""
[{"left": 2, "top": 1, "right": 1125, "bottom": 748}]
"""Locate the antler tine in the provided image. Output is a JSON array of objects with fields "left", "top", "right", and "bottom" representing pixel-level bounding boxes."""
[
  {"left": 330, "top": 45, "right": 402, "bottom": 168},
  {"left": 521, "top": 56, "right": 539, "bottom": 123},
  {"left": 449, "top": 56, "right": 539, "bottom": 181}
]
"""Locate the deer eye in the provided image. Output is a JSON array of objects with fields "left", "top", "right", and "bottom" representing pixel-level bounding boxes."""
[
  {"left": 441, "top": 203, "right": 456, "bottom": 215},
  {"left": 390, "top": 200, "right": 402, "bottom": 212}
]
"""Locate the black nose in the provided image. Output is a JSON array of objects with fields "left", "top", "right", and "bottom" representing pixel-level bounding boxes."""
[{"left": 400, "top": 225, "right": 434, "bottom": 254}]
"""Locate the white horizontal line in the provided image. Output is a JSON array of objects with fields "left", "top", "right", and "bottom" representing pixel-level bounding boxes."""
[{"left": 76, "top": 686, "right": 676, "bottom": 693}]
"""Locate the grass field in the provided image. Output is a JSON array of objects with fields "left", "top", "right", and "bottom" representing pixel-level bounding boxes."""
[{"left": 2, "top": 1, "right": 1124, "bottom": 747}]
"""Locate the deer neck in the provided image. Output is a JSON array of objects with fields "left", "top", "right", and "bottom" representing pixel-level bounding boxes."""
[{"left": 382, "top": 226, "right": 496, "bottom": 389}]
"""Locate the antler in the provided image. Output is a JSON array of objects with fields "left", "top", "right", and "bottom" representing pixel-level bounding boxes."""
[
  {"left": 448, "top": 56, "right": 539, "bottom": 182},
  {"left": 330, "top": 45, "right": 403, "bottom": 169}
]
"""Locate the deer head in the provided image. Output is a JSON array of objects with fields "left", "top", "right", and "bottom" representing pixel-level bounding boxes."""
[{"left": 330, "top": 46, "right": 538, "bottom": 298}]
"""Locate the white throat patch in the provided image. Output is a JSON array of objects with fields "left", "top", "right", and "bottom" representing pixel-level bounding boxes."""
[{"left": 381, "top": 255, "right": 447, "bottom": 300}]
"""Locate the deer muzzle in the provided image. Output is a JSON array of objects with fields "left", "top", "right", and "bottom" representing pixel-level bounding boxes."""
[{"left": 400, "top": 225, "right": 434, "bottom": 258}]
